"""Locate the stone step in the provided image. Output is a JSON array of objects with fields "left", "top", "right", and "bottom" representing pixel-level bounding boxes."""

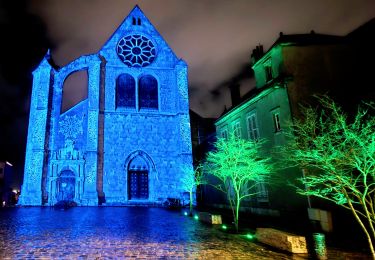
[
  {"left": 198, "top": 212, "right": 222, "bottom": 224},
  {"left": 256, "top": 228, "right": 308, "bottom": 254}
]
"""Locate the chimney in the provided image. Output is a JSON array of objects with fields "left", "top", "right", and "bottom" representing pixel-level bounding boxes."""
[
  {"left": 229, "top": 83, "right": 241, "bottom": 107},
  {"left": 251, "top": 44, "right": 264, "bottom": 65}
]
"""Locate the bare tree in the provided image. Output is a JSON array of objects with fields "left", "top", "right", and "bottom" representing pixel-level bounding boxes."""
[
  {"left": 205, "top": 134, "right": 273, "bottom": 232},
  {"left": 282, "top": 96, "right": 375, "bottom": 259},
  {"left": 180, "top": 164, "right": 206, "bottom": 215}
]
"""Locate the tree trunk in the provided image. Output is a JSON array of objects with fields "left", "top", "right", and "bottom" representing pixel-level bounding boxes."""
[
  {"left": 362, "top": 200, "right": 375, "bottom": 252},
  {"left": 347, "top": 197, "right": 375, "bottom": 259},
  {"left": 235, "top": 195, "right": 241, "bottom": 233},
  {"left": 227, "top": 193, "right": 236, "bottom": 231},
  {"left": 189, "top": 190, "right": 193, "bottom": 216}
]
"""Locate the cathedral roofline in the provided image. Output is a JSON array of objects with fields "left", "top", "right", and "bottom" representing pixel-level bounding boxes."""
[
  {"left": 34, "top": 51, "right": 101, "bottom": 75},
  {"left": 34, "top": 5, "right": 185, "bottom": 74},
  {"left": 99, "top": 5, "right": 148, "bottom": 50},
  {"left": 99, "top": 5, "right": 182, "bottom": 65}
]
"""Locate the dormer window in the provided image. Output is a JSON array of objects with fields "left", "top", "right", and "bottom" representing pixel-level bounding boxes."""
[
  {"left": 132, "top": 17, "right": 137, "bottom": 25},
  {"left": 137, "top": 18, "right": 141, "bottom": 25},
  {"left": 264, "top": 59, "right": 273, "bottom": 82}
]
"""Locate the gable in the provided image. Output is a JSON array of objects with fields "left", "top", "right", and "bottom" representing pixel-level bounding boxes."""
[{"left": 99, "top": 5, "right": 179, "bottom": 68}]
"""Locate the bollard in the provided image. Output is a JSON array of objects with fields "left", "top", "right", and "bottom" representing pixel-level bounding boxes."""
[{"left": 313, "top": 233, "right": 327, "bottom": 259}]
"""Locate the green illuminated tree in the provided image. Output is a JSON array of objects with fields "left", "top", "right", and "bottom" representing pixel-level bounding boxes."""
[
  {"left": 282, "top": 96, "right": 375, "bottom": 258},
  {"left": 180, "top": 164, "right": 206, "bottom": 216},
  {"left": 205, "top": 134, "right": 273, "bottom": 232}
]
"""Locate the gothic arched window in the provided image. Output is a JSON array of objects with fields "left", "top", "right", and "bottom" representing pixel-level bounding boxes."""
[
  {"left": 116, "top": 74, "right": 136, "bottom": 108},
  {"left": 61, "top": 69, "right": 88, "bottom": 114},
  {"left": 139, "top": 75, "right": 158, "bottom": 110}
]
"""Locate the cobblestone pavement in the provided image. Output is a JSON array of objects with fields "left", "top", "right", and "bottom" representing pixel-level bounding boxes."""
[{"left": 0, "top": 208, "right": 370, "bottom": 259}]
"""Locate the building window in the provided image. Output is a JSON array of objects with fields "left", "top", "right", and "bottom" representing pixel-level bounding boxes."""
[
  {"left": 139, "top": 75, "right": 158, "bottom": 110},
  {"left": 264, "top": 59, "right": 273, "bottom": 82},
  {"left": 117, "top": 35, "right": 156, "bottom": 67},
  {"left": 247, "top": 113, "right": 259, "bottom": 141},
  {"left": 132, "top": 17, "right": 141, "bottom": 26},
  {"left": 61, "top": 70, "right": 88, "bottom": 114},
  {"left": 232, "top": 121, "right": 241, "bottom": 139},
  {"left": 256, "top": 181, "right": 269, "bottom": 201},
  {"left": 272, "top": 112, "right": 281, "bottom": 132},
  {"left": 116, "top": 74, "right": 136, "bottom": 108},
  {"left": 221, "top": 129, "right": 228, "bottom": 140}
]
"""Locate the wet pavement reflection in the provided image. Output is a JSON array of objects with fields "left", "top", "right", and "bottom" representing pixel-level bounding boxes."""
[
  {"left": 0, "top": 207, "right": 297, "bottom": 259},
  {"left": 0, "top": 207, "right": 366, "bottom": 259}
]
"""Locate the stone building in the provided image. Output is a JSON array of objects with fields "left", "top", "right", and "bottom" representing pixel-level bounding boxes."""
[
  {"left": 19, "top": 6, "right": 193, "bottom": 206},
  {"left": 211, "top": 29, "right": 374, "bottom": 224}
]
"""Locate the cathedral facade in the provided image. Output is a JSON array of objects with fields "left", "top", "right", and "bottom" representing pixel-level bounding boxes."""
[{"left": 19, "top": 6, "right": 193, "bottom": 206}]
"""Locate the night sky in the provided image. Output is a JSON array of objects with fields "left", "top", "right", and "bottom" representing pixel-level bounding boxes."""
[{"left": 1, "top": 0, "right": 375, "bottom": 178}]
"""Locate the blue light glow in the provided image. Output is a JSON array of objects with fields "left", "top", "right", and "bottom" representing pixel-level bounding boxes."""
[{"left": 19, "top": 6, "right": 194, "bottom": 206}]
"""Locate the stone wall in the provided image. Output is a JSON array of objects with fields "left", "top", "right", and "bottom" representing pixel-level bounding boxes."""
[
  {"left": 103, "top": 112, "right": 191, "bottom": 202},
  {"left": 256, "top": 228, "right": 308, "bottom": 254}
]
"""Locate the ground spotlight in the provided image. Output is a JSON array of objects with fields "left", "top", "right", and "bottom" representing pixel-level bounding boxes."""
[{"left": 246, "top": 233, "right": 255, "bottom": 240}]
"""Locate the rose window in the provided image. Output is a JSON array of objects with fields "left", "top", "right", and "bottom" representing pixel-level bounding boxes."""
[{"left": 117, "top": 35, "right": 156, "bottom": 67}]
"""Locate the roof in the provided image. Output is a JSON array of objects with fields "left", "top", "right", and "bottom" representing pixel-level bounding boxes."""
[
  {"left": 216, "top": 72, "right": 293, "bottom": 123},
  {"left": 218, "top": 18, "right": 375, "bottom": 124},
  {"left": 252, "top": 32, "right": 346, "bottom": 68},
  {"left": 347, "top": 17, "right": 375, "bottom": 42},
  {"left": 272, "top": 32, "right": 345, "bottom": 48},
  {"left": 216, "top": 84, "right": 278, "bottom": 125}
]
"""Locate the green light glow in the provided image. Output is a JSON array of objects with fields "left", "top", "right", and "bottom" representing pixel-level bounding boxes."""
[
  {"left": 313, "top": 233, "right": 326, "bottom": 258},
  {"left": 246, "top": 233, "right": 254, "bottom": 240},
  {"left": 183, "top": 211, "right": 188, "bottom": 216},
  {"left": 222, "top": 225, "right": 227, "bottom": 230},
  {"left": 194, "top": 215, "right": 199, "bottom": 220},
  {"left": 281, "top": 96, "right": 375, "bottom": 258},
  {"left": 205, "top": 134, "right": 274, "bottom": 232}
]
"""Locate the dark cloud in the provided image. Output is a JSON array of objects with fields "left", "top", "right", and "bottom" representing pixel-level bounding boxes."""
[
  {"left": 0, "top": 0, "right": 49, "bottom": 165},
  {"left": 188, "top": 86, "right": 200, "bottom": 98},
  {"left": 0, "top": 1, "right": 48, "bottom": 82},
  {"left": 27, "top": 0, "right": 375, "bottom": 116},
  {"left": 211, "top": 63, "right": 254, "bottom": 93},
  {"left": 1, "top": 0, "right": 375, "bottom": 167},
  {"left": 210, "top": 89, "right": 221, "bottom": 99}
]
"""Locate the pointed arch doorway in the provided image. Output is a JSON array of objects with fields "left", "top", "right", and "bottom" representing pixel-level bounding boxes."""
[
  {"left": 57, "top": 170, "right": 76, "bottom": 201},
  {"left": 128, "top": 156, "right": 149, "bottom": 200}
]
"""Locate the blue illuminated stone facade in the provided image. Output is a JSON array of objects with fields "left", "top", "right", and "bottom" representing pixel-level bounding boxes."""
[{"left": 19, "top": 6, "right": 193, "bottom": 206}]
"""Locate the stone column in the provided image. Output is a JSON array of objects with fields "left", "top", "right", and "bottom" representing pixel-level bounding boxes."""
[
  {"left": 18, "top": 59, "right": 52, "bottom": 206},
  {"left": 82, "top": 57, "right": 101, "bottom": 205},
  {"left": 176, "top": 60, "right": 194, "bottom": 197},
  {"left": 176, "top": 60, "right": 189, "bottom": 112}
]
